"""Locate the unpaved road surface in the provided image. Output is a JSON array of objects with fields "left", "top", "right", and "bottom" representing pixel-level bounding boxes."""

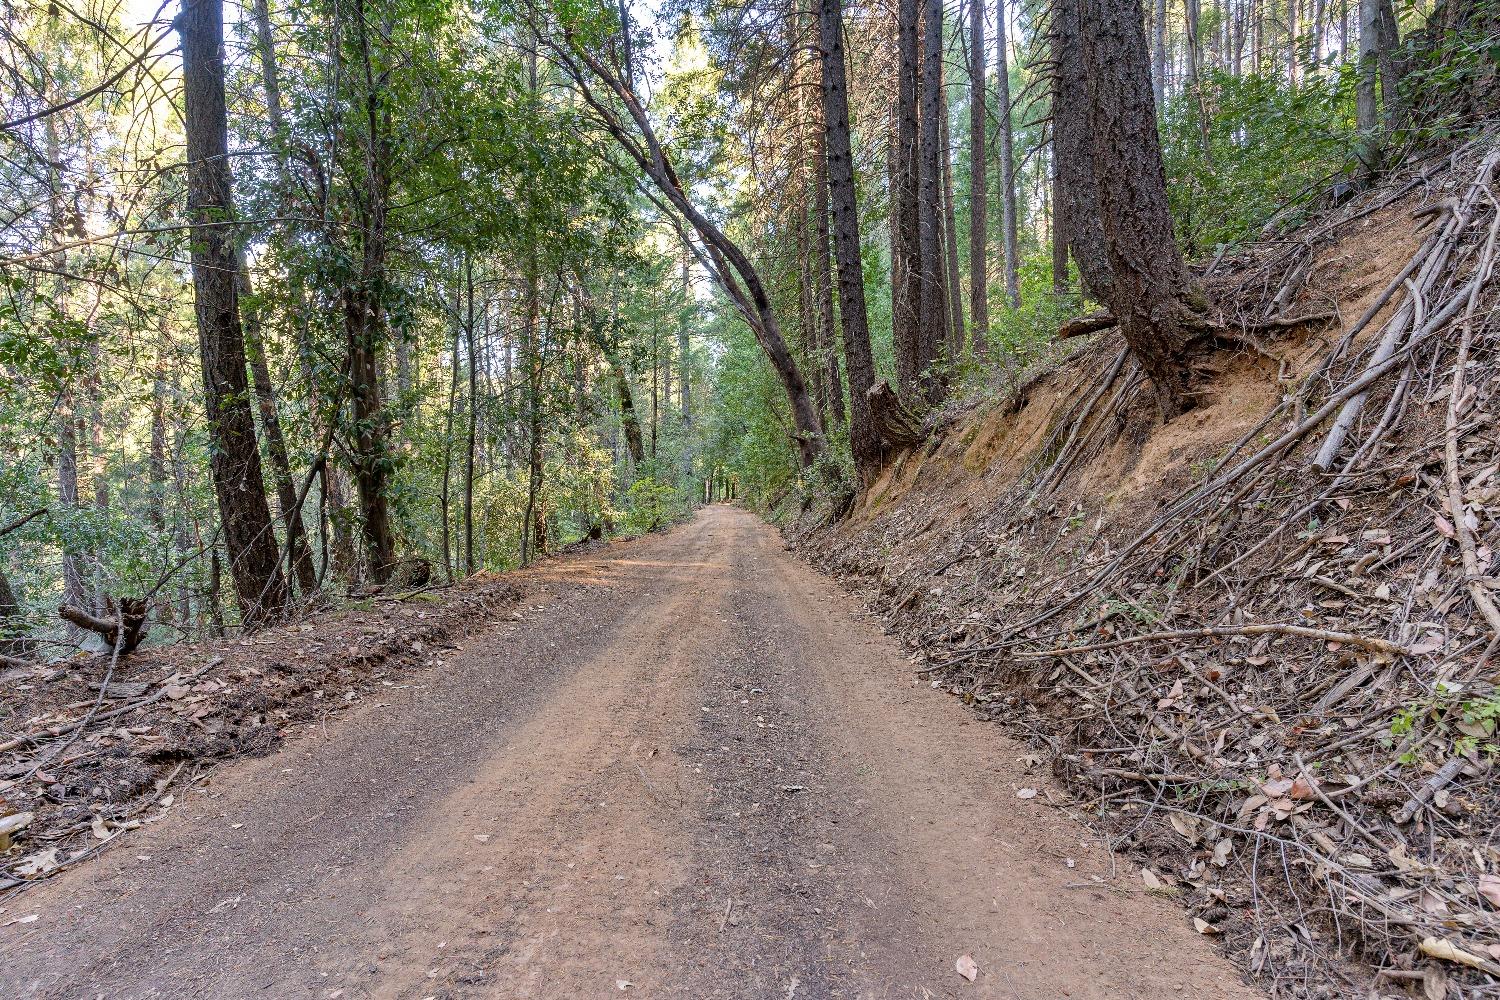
[{"left": 1, "top": 506, "right": 1258, "bottom": 999}]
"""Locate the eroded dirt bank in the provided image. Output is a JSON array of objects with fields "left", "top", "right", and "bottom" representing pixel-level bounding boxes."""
[{"left": 0, "top": 506, "right": 1257, "bottom": 999}]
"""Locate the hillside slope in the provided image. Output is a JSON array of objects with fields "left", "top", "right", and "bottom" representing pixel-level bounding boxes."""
[{"left": 791, "top": 136, "right": 1500, "bottom": 997}]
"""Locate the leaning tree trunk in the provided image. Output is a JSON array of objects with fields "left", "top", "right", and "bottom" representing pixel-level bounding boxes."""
[
  {"left": 178, "top": 0, "right": 289, "bottom": 626},
  {"left": 819, "top": 0, "right": 882, "bottom": 482},
  {"left": 1073, "top": 0, "right": 1212, "bottom": 414},
  {"left": 562, "top": 40, "right": 825, "bottom": 468}
]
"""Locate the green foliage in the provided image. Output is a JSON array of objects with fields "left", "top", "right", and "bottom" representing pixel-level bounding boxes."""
[
  {"left": 621, "top": 476, "right": 683, "bottom": 534},
  {"left": 1385, "top": 685, "right": 1500, "bottom": 765},
  {"left": 1160, "top": 70, "right": 1362, "bottom": 253}
]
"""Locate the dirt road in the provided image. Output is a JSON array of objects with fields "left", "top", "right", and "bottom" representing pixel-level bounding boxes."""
[{"left": 1, "top": 506, "right": 1258, "bottom": 999}]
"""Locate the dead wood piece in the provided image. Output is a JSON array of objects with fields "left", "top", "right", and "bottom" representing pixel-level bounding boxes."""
[
  {"left": 0, "top": 653, "right": 36, "bottom": 672},
  {"left": 1393, "top": 756, "right": 1467, "bottom": 824},
  {"left": 59, "top": 599, "right": 148, "bottom": 655},
  {"left": 1058, "top": 311, "right": 1117, "bottom": 339},
  {"left": 866, "top": 381, "right": 927, "bottom": 447},
  {"left": 0, "top": 508, "right": 46, "bottom": 538},
  {"left": 1440, "top": 201, "right": 1500, "bottom": 639},
  {"left": 1013, "top": 623, "right": 1409, "bottom": 660}
]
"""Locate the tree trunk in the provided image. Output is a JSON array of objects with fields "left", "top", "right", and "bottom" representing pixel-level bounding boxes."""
[
  {"left": 1374, "top": 0, "right": 1403, "bottom": 129},
  {"left": 1050, "top": 0, "right": 1114, "bottom": 302},
  {"left": 1070, "top": 0, "right": 1211, "bottom": 414},
  {"left": 1356, "top": 0, "right": 1381, "bottom": 168},
  {"left": 811, "top": 112, "right": 846, "bottom": 430},
  {"left": 968, "top": 0, "right": 989, "bottom": 354},
  {"left": 892, "top": 0, "right": 924, "bottom": 397},
  {"left": 463, "top": 257, "right": 478, "bottom": 576},
  {"left": 796, "top": 77, "right": 823, "bottom": 424},
  {"left": 239, "top": 263, "right": 316, "bottom": 596},
  {"left": 565, "top": 42, "right": 825, "bottom": 467},
  {"left": 614, "top": 353, "right": 645, "bottom": 465},
  {"left": 819, "top": 0, "right": 882, "bottom": 482},
  {"left": 520, "top": 270, "right": 544, "bottom": 565},
  {"left": 1050, "top": 145, "right": 1070, "bottom": 296},
  {"left": 1152, "top": 0, "right": 1167, "bottom": 108},
  {"left": 995, "top": 0, "right": 1021, "bottom": 309},
  {"left": 918, "top": 0, "right": 949, "bottom": 401},
  {"left": 440, "top": 298, "right": 460, "bottom": 583},
  {"left": 939, "top": 99, "right": 966, "bottom": 355},
  {"left": 1184, "top": 0, "right": 1215, "bottom": 159},
  {"left": 0, "top": 569, "right": 29, "bottom": 659},
  {"left": 347, "top": 0, "right": 396, "bottom": 583},
  {"left": 679, "top": 254, "right": 691, "bottom": 422},
  {"left": 178, "top": 0, "right": 288, "bottom": 625}
]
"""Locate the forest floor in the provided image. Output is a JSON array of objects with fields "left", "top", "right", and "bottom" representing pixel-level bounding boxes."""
[{"left": 0, "top": 505, "right": 1258, "bottom": 999}]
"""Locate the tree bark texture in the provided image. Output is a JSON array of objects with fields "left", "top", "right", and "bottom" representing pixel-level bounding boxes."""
[
  {"left": 1050, "top": 0, "right": 1114, "bottom": 303},
  {"left": 346, "top": 0, "right": 397, "bottom": 582}
]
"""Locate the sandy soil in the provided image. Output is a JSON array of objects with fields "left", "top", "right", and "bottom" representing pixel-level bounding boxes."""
[{"left": 0, "top": 506, "right": 1261, "bottom": 999}]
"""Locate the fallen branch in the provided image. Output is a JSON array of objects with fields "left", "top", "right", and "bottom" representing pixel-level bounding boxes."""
[
  {"left": 1393, "top": 756, "right": 1466, "bottom": 824},
  {"left": 1058, "top": 311, "right": 1117, "bottom": 339},
  {"left": 59, "top": 600, "right": 147, "bottom": 655},
  {"left": 1011, "top": 623, "right": 1409, "bottom": 660},
  {"left": 0, "top": 508, "right": 46, "bottom": 538}
]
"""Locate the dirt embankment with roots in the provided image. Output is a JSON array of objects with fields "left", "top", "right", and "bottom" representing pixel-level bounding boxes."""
[{"left": 789, "top": 137, "right": 1500, "bottom": 998}]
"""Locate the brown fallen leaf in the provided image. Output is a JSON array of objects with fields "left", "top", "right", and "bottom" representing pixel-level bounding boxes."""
[
  {"left": 1193, "top": 917, "right": 1220, "bottom": 935},
  {"left": 1288, "top": 775, "right": 1319, "bottom": 801},
  {"left": 1478, "top": 873, "right": 1500, "bottom": 909},
  {"left": 1423, "top": 965, "right": 1447, "bottom": 1000},
  {"left": 955, "top": 955, "right": 978, "bottom": 981}
]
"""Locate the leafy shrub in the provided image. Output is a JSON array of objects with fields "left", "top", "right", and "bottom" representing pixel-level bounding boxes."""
[
  {"left": 1160, "top": 69, "right": 1361, "bottom": 253},
  {"left": 621, "top": 476, "right": 682, "bottom": 535}
]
